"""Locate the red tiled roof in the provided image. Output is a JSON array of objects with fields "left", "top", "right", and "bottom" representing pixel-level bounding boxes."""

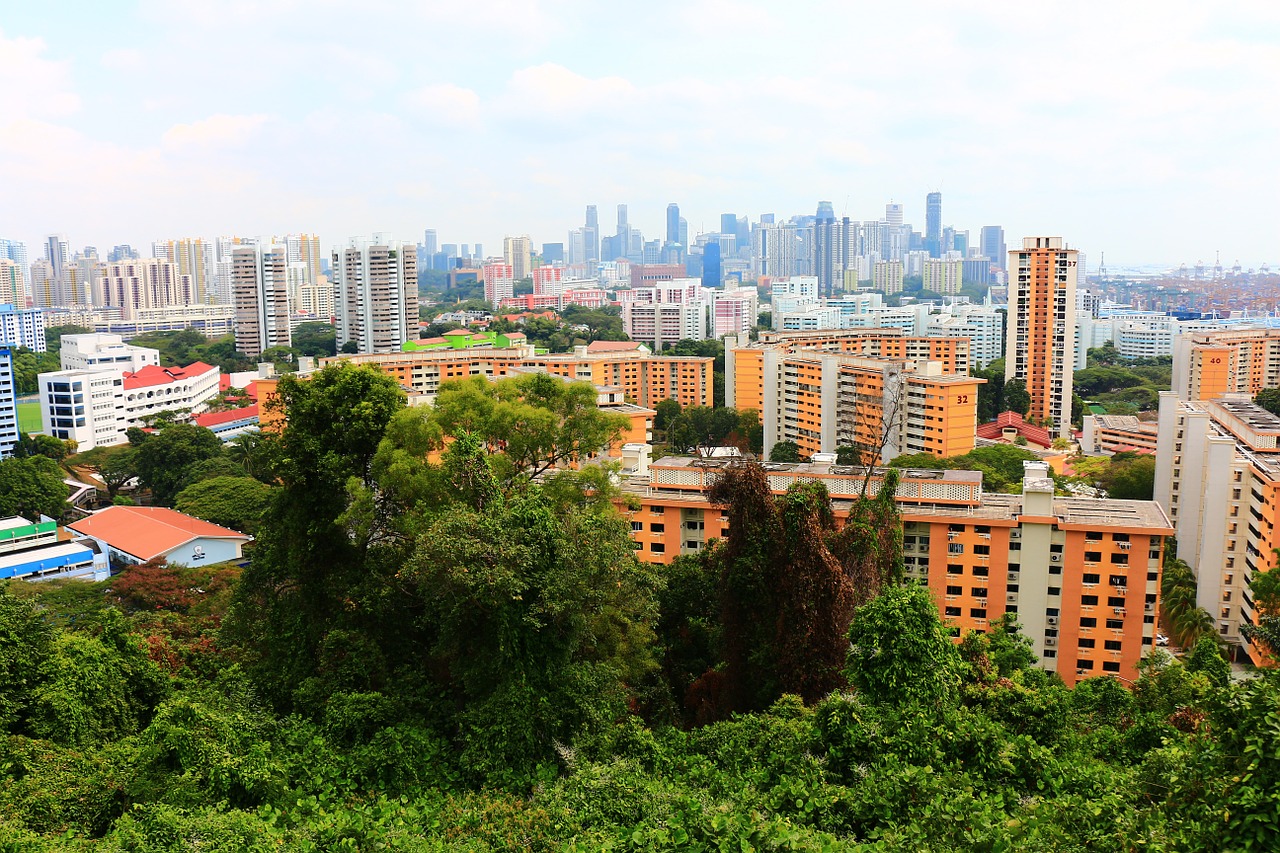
[
  {"left": 123, "top": 362, "right": 217, "bottom": 390},
  {"left": 68, "top": 505, "right": 251, "bottom": 562},
  {"left": 192, "top": 404, "right": 259, "bottom": 428},
  {"left": 975, "top": 411, "right": 1053, "bottom": 448},
  {"left": 443, "top": 329, "right": 472, "bottom": 336},
  {"left": 586, "top": 341, "right": 646, "bottom": 353}
]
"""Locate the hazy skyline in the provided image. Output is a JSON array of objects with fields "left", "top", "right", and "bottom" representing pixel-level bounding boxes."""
[{"left": 2, "top": 1, "right": 1277, "bottom": 269}]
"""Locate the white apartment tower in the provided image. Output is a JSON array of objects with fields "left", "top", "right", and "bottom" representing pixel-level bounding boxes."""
[
  {"left": 333, "top": 235, "right": 418, "bottom": 354},
  {"left": 152, "top": 238, "right": 214, "bottom": 303},
  {"left": 232, "top": 244, "right": 292, "bottom": 359},
  {"left": 503, "top": 235, "right": 533, "bottom": 281},
  {"left": 1005, "top": 237, "right": 1078, "bottom": 438}
]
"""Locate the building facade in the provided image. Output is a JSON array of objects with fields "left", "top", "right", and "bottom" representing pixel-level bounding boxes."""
[
  {"left": 1005, "top": 237, "right": 1078, "bottom": 438},
  {"left": 332, "top": 235, "right": 418, "bottom": 354},
  {"left": 617, "top": 457, "right": 1171, "bottom": 686},
  {"left": 232, "top": 244, "right": 292, "bottom": 359}
]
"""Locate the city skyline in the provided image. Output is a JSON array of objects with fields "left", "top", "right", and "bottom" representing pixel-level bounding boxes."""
[{"left": 1, "top": 3, "right": 1278, "bottom": 267}]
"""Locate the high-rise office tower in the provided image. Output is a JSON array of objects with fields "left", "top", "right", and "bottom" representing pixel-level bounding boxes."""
[
  {"left": 584, "top": 205, "right": 599, "bottom": 263},
  {"left": 678, "top": 218, "right": 688, "bottom": 249},
  {"left": 473, "top": 243, "right": 483, "bottom": 262},
  {"left": 885, "top": 203, "right": 903, "bottom": 228},
  {"left": 1005, "top": 236, "right": 1078, "bottom": 439},
  {"left": 615, "top": 205, "right": 632, "bottom": 261},
  {"left": 333, "top": 235, "right": 418, "bottom": 355},
  {"left": 813, "top": 203, "right": 855, "bottom": 298},
  {"left": 231, "top": 243, "right": 292, "bottom": 359},
  {"left": 666, "top": 203, "right": 681, "bottom": 246},
  {"left": 45, "top": 235, "right": 70, "bottom": 280},
  {"left": 567, "top": 229, "right": 585, "bottom": 265},
  {"left": 503, "top": 235, "right": 533, "bottom": 280},
  {"left": 980, "top": 226, "right": 1006, "bottom": 267},
  {"left": 720, "top": 213, "right": 737, "bottom": 237},
  {"left": 153, "top": 238, "right": 214, "bottom": 303},
  {"left": 424, "top": 230, "right": 438, "bottom": 256},
  {"left": 702, "top": 242, "right": 722, "bottom": 289},
  {"left": 107, "top": 245, "right": 138, "bottom": 263},
  {"left": 924, "top": 192, "right": 942, "bottom": 258}
]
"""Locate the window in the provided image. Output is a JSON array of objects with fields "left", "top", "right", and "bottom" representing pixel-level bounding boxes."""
[
  {"left": 1007, "top": 583, "right": 1020, "bottom": 593},
  {"left": 975, "top": 525, "right": 991, "bottom": 534},
  {"left": 970, "top": 608, "right": 987, "bottom": 619},
  {"left": 974, "top": 544, "right": 990, "bottom": 555},
  {"left": 1107, "top": 596, "right": 1126, "bottom": 608},
  {"left": 1050, "top": 544, "right": 1064, "bottom": 554},
  {"left": 973, "top": 567, "right": 989, "bottom": 577},
  {"left": 631, "top": 521, "right": 643, "bottom": 532},
  {"left": 947, "top": 564, "right": 963, "bottom": 575},
  {"left": 1009, "top": 542, "right": 1021, "bottom": 550},
  {"left": 1082, "top": 595, "right": 1099, "bottom": 606},
  {"left": 1080, "top": 617, "right": 1097, "bottom": 628},
  {"left": 1048, "top": 586, "right": 1061, "bottom": 596},
  {"left": 971, "top": 587, "right": 988, "bottom": 597},
  {"left": 651, "top": 543, "right": 665, "bottom": 554},
  {"left": 1102, "top": 662, "right": 1121, "bottom": 673},
  {"left": 945, "top": 606, "right": 961, "bottom": 617},
  {"left": 1084, "top": 551, "right": 1102, "bottom": 562},
  {"left": 650, "top": 523, "right": 665, "bottom": 533},
  {"left": 1106, "top": 618, "right": 1124, "bottom": 629},
  {"left": 1078, "top": 638, "right": 1096, "bottom": 648},
  {"left": 1044, "top": 649, "right": 1057, "bottom": 658},
  {"left": 1077, "top": 659, "right": 1095, "bottom": 670},
  {"left": 1111, "top": 553, "right": 1128, "bottom": 565},
  {"left": 946, "top": 585, "right": 962, "bottom": 596},
  {"left": 1083, "top": 573, "right": 1100, "bottom": 584},
  {"left": 1109, "top": 575, "right": 1127, "bottom": 587},
  {"left": 1104, "top": 640, "right": 1122, "bottom": 651},
  {"left": 948, "top": 543, "right": 964, "bottom": 554}
]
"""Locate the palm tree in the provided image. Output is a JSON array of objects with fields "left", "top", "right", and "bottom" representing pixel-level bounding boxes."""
[{"left": 228, "top": 432, "right": 266, "bottom": 480}]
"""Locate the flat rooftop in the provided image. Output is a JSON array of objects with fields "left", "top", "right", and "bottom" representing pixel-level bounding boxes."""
[
  {"left": 649, "top": 456, "right": 984, "bottom": 484},
  {"left": 1216, "top": 399, "right": 1280, "bottom": 434}
]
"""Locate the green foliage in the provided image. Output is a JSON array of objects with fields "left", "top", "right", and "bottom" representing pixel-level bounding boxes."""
[
  {"left": 889, "top": 444, "right": 1041, "bottom": 493},
  {"left": 1256, "top": 387, "right": 1280, "bottom": 418},
  {"left": 845, "top": 584, "right": 962, "bottom": 707},
  {"left": 653, "top": 398, "right": 681, "bottom": 432},
  {"left": 175, "top": 476, "right": 277, "bottom": 535},
  {"left": 11, "top": 432, "right": 75, "bottom": 461},
  {"left": 0, "top": 455, "right": 69, "bottom": 519},
  {"left": 770, "top": 440, "right": 801, "bottom": 462},
  {"left": 665, "top": 406, "right": 760, "bottom": 455},
  {"left": 292, "top": 321, "right": 337, "bottom": 358},
  {"left": 132, "top": 424, "right": 225, "bottom": 506},
  {"left": 1002, "top": 378, "right": 1031, "bottom": 418}
]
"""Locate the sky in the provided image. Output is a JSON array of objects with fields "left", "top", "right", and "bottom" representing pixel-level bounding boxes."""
[{"left": 2, "top": 1, "right": 1278, "bottom": 269}]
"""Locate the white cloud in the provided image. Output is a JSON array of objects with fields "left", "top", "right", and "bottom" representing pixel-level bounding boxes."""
[
  {"left": 403, "top": 83, "right": 482, "bottom": 127},
  {"left": 101, "top": 48, "right": 143, "bottom": 71},
  {"left": 0, "top": 30, "right": 80, "bottom": 118},
  {"left": 161, "top": 114, "right": 271, "bottom": 150}
]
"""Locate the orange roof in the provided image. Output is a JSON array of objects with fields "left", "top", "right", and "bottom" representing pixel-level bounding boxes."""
[
  {"left": 68, "top": 505, "right": 251, "bottom": 561},
  {"left": 586, "top": 341, "right": 646, "bottom": 353},
  {"left": 443, "top": 329, "right": 472, "bottom": 336},
  {"left": 123, "top": 362, "right": 217, "bottom": 390},
  {"left": 192, "top": 403, "right": 259, "bottom": 428},
  {"left": 975, "top": 411, "right": 1053, "bottom": 448}
]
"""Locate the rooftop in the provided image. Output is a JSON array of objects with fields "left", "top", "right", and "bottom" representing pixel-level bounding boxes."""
[
  {"left": 122, "top": 362, "right": 216, "bottom": 390},
  {"left": 192, "top": 404, "right": 259, "bottom": 428},
  {"left": 68, "top": 505, "right": 251, "bottom": 562}
]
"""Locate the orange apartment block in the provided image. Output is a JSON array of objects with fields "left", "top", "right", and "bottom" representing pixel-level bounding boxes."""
[
  {"left": 321, "top": 341, "right": 713, "bottom": 411},
  {"left": 1172, "top": 327, "right": 1280, "bottom": 401},
  {"left": 1005, "top": 237, "right": 1078, "bottom": 439},
  {"left": 726, "top": 331, "right": 981, "bottom": 463},
  {"left": 618, "top": 456, "right": 1172, "bottom": 686}
]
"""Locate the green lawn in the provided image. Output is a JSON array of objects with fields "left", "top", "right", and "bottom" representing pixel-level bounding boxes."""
[{"left": 17, "top": 401, "right": 42, "bottom": 433}]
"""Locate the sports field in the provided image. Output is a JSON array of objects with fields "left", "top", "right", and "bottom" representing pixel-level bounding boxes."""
[{"left": 17, "top": 401, "right": 42, "bottom": 433}]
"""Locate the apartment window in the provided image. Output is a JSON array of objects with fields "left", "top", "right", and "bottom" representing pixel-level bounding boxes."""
[
  {"left": 650, "top": 523, "right": 665, "bottom": 533},
  {"left": 1048, "top": 586, "right": 1061, "bottom": 597},
  {"left": 970, "top": 608, "right": 987, "bottom": 619},
  {"left": 631, "top": 521, "right": 643, "bottom": 532},
  {"left": 1007, "top": 583, "right": 1020, "bottom": 593},
  {"left": 947, "top": 564, "right": 963, "bottom": 575},
  {"left": 973, "top": 567, "right": 989, "bottom": 577},
  {"left": 1080, "top": 617, "right": 1097, "bottom": 627},
  {"left": 651, "top": 543, "right": 665, "bottom": 554},
  {"left": 948, "top": 543, "right": 964, "bottom": 554},
  {"left": 1084, "top": 552, "right": 1102, "bottom": 563},
  {"left": 975, "top": 526, "right": 991, "bottom": 534},
  {"left": 1109, "top": 575, "right": 1127, "bottom": 587},
  {"left": 1044, "top": 649, "right": 1057, "bottom": 658},
  {"left": 1085, "top": 531, "right": 1103, "bottom": 542},
  {"left": 1050, "top": 544, "right": 1064, "bottom": 554},
  {"left": 946, "top": 585, "right": 963, "bottom": 596},
  {"left": 1078, "top": 638, "right": 1096, "bottom": 649},
  {"left": 945, "top": 606, "right": 961, "bottom": 617},
  {"left": 971, "top": 587, "right": 988, "bottom": 597},
  {"left": 1077, "top": 659, "right": 1095, "bottom": 670},
  {"left": 1105, "top": 619, "right": 1124, "bottom": 629},
  {"left": 1107, "top": 597, "right": 1127, "bottom": 608},
  {"left": 1111, "top": 554, "right": 1128, "bottom": 565},
  {"left": 1082, "top": 595, "right": 1099, "bottom": 606},
  {"left": 1083, "top": 573, "right": 1100, "bottom": 585},
  {"left": 1102, "top": 662, "right": 1121, "bottom": 673}
]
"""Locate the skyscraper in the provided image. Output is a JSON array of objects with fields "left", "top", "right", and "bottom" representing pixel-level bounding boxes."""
[
  {"left": 503, "top": 235, "right": 533, "bottom": 280},
  {"left": 284, "top": 234, "right": 323, "bottom": 286},
  {"left": 702, "top": 242, "right": 722, "bottom": 289},
  {"left": 0, "top": 260, "right": 26, "bottom": 306},
  {"left": 813, "top": 203, "right": 855, "bottom": 298},
  {"left": 97, "top": 258, "right": 195, "bottom": 320},
  {"left": 424, "top": 230, "right": 438, "bottom": 256},
  {"left": 666, "top": 203, "right": 681, "bottom": 246},
  {"left": 1005, "top": 236, "right": 1078, "bottom": 438},
  {"left": 333, "top": 235, "right": 418, "bottom": 355},
  {"left": 45, "top": 234, "right": 70, "bottom": 280},
  {"left": 584, "top": 205, "right": 599, "bottom": 264},
  {"left": 980, "top": 226, "right": 1006, "bottom": 268},
  {"left": 924, "top": 192, "right": 942, "bottom": 258},
  {"left": 0, "top": 239, "right": 28, "bottom": 270},
  {"left": 153, "top": 238, "right": 214, "bottom": 303},
  {"left": 885, "top": 203, "right": 904, "bottom": 228},
  {"left": 231, "top": 243, "right": 292, "bottom": 359},
  {"left": 720, "top": 213, "right": 737, "bottom": 237}
]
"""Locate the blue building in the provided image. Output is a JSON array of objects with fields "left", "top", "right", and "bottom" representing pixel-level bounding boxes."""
[{"left": 701, "top": 242, "right": 722, "bottom": 288}]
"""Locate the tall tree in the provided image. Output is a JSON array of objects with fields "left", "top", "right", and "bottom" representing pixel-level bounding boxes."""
[
  {"left": 0, "top": 456, "right": 69, "bottom": 519},
  {"left": 134, "top": 424, "right": 225, "bottom": 506}
]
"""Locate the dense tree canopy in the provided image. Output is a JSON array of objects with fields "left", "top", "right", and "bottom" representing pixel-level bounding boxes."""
[
  {"left": 0, "top": 456, "right": 69, "bottom": 519},
  {"left": 133, "top": 423, "right": 225, "bottom": 506}
]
